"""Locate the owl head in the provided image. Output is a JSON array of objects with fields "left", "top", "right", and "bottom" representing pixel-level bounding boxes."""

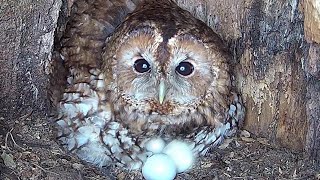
[{"left": 102, "top": 0, "right": 231, "bottom": 128}]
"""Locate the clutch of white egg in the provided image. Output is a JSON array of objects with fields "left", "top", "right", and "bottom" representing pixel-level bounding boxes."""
[{"left": 142, "top": 138, "right": 194, "bottom": 180}]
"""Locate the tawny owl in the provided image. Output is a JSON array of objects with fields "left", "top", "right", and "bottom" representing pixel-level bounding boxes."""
[{"left": 55, "top": 0, "right": 245, "bottom": 170}]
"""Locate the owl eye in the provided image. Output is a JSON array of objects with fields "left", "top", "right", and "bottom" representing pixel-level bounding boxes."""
[
  {"left": 175, "top": 62, "right": 194, "bottom": 76},
  {"left": 134, "top": 59, "right": 151, "bottom": 73}
]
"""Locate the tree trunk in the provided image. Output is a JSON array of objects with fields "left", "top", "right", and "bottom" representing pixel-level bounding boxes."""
[
  {"left": 303, "top": 0, "right": 320, "bottom": 163},
  {"left": 0, "top": 0, "right": 62, "bottom": 120},
  {"left": 0, "top": 0, "right": 318, "bottom": 168}
]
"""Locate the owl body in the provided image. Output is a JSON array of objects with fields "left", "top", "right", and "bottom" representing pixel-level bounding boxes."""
[{"left": 56, "top": 0, "right": 244, "bottom": 170}]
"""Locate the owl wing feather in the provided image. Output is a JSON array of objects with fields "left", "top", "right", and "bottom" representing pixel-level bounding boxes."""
[
  {"left": 61, "top": 0, "right": 137, "bottom": 68},
  {"left": 54, "top": 0, "right": 145, "bottom": 168}
]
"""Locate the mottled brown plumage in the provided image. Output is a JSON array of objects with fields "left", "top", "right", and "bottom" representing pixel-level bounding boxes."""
[{"left": 55, "top": 0, "right": 245, "bottom": 170}]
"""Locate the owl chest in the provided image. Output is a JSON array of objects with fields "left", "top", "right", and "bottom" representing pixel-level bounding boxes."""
[
  {"left": 112, "top": 105, "right": 167, "bottom": 136},
  {"left": 112, "top": 103, "right": 199, "bottom": 139}
]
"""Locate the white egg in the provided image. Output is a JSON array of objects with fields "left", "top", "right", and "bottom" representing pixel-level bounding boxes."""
[
  {"left": 163, "top": 140, "right": 194, "bottom": 173},
  {"left": 145, "top": 138, "right": 166, "bottom": 154},
  {"left": 142, "top": 154, "right": 177, "bottom": 180}
]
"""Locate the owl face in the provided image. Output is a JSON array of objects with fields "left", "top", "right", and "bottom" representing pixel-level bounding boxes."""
[
  {"left": 107, "top": 27, "right": 229, "bottom": 118},
  {"left": 114, "top": 27, "right": 216, "bottom": 113},
  {"left": 102, "top": 0, "right": 230, "bottom": 125}
]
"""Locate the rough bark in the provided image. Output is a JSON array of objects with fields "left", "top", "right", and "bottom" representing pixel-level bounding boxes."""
[
  {"left": 0, "top": 0, "right": 62, "bottom": 120},
  {"left": 237, "top": 0, "right": 308, "bottom": 151},
  {"left": 303, "top": 0, "right": 320, "bottom": 163}
]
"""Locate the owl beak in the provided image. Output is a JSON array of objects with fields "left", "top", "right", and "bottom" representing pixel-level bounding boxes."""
[{"left": 159, "top": 80, "right": 166, "bottom": 104}]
